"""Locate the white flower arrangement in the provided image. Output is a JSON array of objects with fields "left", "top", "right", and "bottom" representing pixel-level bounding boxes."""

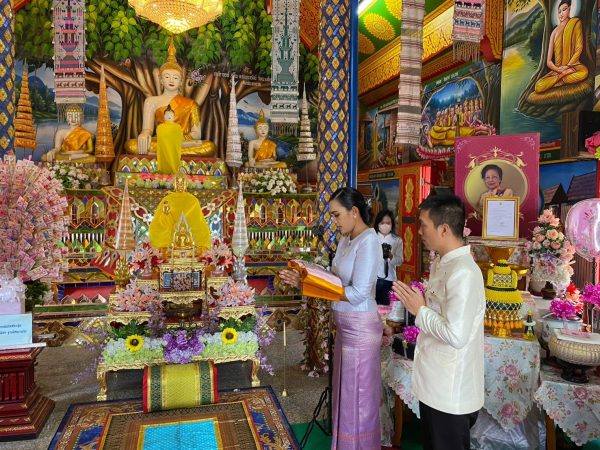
[
  {"left": 49, "top": 162, "right": 92, "bottom": 189},
  {"left": 244, "top": 169, "right": 297, "bottom": 194}
]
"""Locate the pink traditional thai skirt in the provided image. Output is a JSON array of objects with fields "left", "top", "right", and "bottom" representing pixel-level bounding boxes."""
[{"left": 332, "top": 310, "right": 383, "bottom": 450}]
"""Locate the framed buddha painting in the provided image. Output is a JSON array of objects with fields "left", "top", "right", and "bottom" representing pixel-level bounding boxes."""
[{"left": 500, "top": 0, "right": 596, "bottom": 147}]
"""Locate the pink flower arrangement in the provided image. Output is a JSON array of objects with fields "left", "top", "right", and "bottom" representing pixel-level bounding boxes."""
[
  {"left": 527, "top": 209, "right": 575, "bottom": 289},
  {"left": 172, "top": 272, "right": 193, "bottom": 291},
  {"left": 202, "top": 240, "right": 234, "bottom": 273},
  {"left": 402, "top": 325, "right": 420, "bottom": 344},
  {"left": 216, "top": 279, "right": 255, "bottom": 307},
  {"left": 113, "top": 281, "right": 163, "bottom": 312},
  {"left": 527, "top": 209, "right": 572, "bottom": 260},
  {"left": 129, "top": 240, "right": 164, "bottom": 274},
  {"left": 549, "top": 298, "right": 578, "bottom": 320},
  {"left": 0, "top": 159, "right": 68, "bottom": 282},
  {"left": 581, "top": 283, "right": 600, "bottom": 306}
]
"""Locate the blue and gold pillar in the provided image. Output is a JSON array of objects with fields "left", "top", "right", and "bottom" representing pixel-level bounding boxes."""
[
  {"left": 317, "top": 0, "right": 352, "bottom": 249},
  {"left": 0, "top": 0, "right": 15, "bottom": 156}
]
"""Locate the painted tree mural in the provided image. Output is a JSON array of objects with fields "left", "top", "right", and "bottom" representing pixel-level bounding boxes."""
[
  {"left": 14, "top": 0, "right": 319, "bottom": 158},
  {"left": 508, "top": 0, "right": 596, "bottom": 118}
]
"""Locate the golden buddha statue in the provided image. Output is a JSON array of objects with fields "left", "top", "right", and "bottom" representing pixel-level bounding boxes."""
[
  {"left": 43, "top": 105, "right": 95, "bottom": 163},
  {"left": 247, "top": 110, "right": 287, "bottom": 169},
  {"left": 172, "top": 212, "right": 195, "bottom": 250},
  {"left": 125, "top": 38, "right": 216, "bottom": 157},
  {"left": 148, "top": 169, "right": 211, "bottom": 252}
]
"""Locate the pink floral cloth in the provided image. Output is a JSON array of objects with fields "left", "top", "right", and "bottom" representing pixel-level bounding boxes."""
[
  {"left": 382, "top": 335, "right": 541, "bottom": 429},
  {"left": 534, "top": 364, "right": 600, "bottom": 446},
  {"left": 483, "top": 335, "right": 541, "bottom": 430}
]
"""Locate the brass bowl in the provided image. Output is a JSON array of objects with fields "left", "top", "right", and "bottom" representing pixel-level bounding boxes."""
[
  {"left": 509, "top": 264, "right": 529, "bottom": 280},
  {"left": 164, "top": 302, "right": 201, "bottom": 321},
  {"left": 484, "top": 245, "right": 515, "bottom": 264}
]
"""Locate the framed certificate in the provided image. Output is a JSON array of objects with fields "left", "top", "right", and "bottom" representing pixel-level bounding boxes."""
[{"left": 482, "top": 196, "right": 520, "bottom": 240}]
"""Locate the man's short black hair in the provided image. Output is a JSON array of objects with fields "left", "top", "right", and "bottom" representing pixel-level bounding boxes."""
[{"left": 419, "top": 194, "right": 465, "bottom": 239}]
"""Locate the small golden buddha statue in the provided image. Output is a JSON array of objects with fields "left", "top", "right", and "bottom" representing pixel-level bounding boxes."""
[
  {"left": 247, "top": 110, "right": 287, "bottom": 169},
  {"left": 148, "top": 169, "right": 211, "bottom": 252},
  {"left": 172, "top": 212, "right": 195, "bottom": 250},
  {"left": 125, "top": 38, "right": 216, "bottom": 157},
  {"left": 43, "top": 105, "right": 95, "bottom": 163}
]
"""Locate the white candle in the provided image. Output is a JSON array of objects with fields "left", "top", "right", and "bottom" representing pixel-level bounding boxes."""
[{"left": 283, "top": 321, "right": 287, "bottom": 347}]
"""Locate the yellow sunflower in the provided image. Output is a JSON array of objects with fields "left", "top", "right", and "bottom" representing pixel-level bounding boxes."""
[
  {"left": 125, "top": 335, "right": 144, "bottom": 352},
  {"left": 222, "top": 328, "right": 238, "bottom": 345}
]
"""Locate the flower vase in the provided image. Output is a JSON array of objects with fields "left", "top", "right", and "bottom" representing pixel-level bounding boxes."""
[
  {"left": 529, "top": 278, "right": 545, "bottom": 295},
  {"left": 140, "top": 264, "right": 153, "bottom": 279},
  {"left": 592, "top": 305, "right": 600, "bottom": 334},
  {"left": 541, "top": 281, "right": 557, "bottom": 300},
  {"left": 403, "top": 342, "right": 416, "bottom": 360},
  {"left": 211, "top": 265, "right": 226, "bottom": 277}
]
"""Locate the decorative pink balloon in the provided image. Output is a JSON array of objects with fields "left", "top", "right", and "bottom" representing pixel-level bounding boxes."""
[{"left": 565, "top": 199, "right": 600, "bottom": 261}]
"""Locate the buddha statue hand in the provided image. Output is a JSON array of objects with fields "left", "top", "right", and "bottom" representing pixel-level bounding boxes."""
[{"left": 138, "top": 129, "right": 153, "bottom": 155}]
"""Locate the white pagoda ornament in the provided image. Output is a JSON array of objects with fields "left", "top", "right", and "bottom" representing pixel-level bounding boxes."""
[
  {"left": 297, "top": 85, "right": 316, "bottom": 162},
  {"left": 225, "top": 76, "right": 243, "bottom": 187},
  {"left": 231, "top": 181, "right": 249, "bottom": 282}
]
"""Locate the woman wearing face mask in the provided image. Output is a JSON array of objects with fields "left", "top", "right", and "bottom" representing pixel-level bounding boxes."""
[
  {"left": 374, "top": 210, "right": 404, "bottom": 305},
  {"left": 279, "top": 187, "right": 382, "bottom": 450}
]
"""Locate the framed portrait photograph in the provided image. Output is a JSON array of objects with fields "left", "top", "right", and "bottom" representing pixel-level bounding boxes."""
[{"left": 482, "top": 196, "right": 520, "bottom": 240}]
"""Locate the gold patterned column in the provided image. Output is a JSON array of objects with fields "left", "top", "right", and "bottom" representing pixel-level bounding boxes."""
[
  {"left": 317, "top": 0, "right": 351, "bottom": 248},
  {"left": 0, "top": 0, "right": 15, "bottom": 155}
]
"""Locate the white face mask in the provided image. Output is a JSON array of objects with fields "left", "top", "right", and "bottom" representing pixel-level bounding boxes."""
[{"left": 379, "top": 223, "right": 392, "bottom": 235}]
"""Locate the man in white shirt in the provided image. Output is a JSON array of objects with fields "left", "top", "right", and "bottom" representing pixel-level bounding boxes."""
[{"left": 392, "top": 194, "right": 485, "bottom": 450}]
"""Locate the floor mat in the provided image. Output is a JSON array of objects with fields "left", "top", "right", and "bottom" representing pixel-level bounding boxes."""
[{"left": 48, "top": 386, "right": 300, "bottom": 450}]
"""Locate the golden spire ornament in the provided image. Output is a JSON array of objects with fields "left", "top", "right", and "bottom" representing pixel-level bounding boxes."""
[
  {"left": 113, "top": 180, "right": 135, "bottom": 289},
  {"left": 94, "top": 65, "right": 115, "bottom": 163},
  {"left": 114, "top": 179, "right": 136, "bottom": 252},
  {"left": 15, "top": 62, "right": 36, "bottom": 150}
]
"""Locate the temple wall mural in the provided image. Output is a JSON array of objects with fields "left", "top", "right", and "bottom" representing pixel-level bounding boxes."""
[
  {"left": 13, "top": 0, "right": 319, "bottom": 165},
  {"left": 500, "top": 0, "right": 597, "bottom": 147},
  {"left": 414, "top": 61, "right": 501, "bottom": 161}
]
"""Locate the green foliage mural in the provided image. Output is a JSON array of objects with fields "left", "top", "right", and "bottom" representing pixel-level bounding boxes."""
[{"left": 14, "top": 0, "right": 318, "bottom": 158}]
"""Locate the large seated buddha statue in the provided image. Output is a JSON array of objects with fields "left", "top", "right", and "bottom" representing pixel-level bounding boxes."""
[
  {"left": 125, "top": 39, "right": 216, "bottom": 157},
  {"left": 43, "top": 104, "right": 95, "bottom": 164},
  {"left": 246, "top": 110, "right": 287, "bottom": 169},
  {"left": 148, "top": 169, "right": 211, "bottom": 253}
]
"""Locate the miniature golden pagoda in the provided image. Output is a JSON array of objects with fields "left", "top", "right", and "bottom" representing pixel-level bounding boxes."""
[
  {"left": 94, "top": 65, "right": 115, "bottom": 163},
  {"left": 15, "top": 62, "right": 36, "bottom": 149},
  {"left": 113, "top": 180, "right": 136, "bottom": 289}
]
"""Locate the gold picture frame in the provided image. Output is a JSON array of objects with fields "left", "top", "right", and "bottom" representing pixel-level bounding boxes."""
[{"left": 482, "top": 196, "right": 520, "bottom": 240}]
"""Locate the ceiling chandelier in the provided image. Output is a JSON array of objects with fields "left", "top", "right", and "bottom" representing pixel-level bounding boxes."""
[{"left": 129, "top": 0, "right": 223, "bottom": 34}]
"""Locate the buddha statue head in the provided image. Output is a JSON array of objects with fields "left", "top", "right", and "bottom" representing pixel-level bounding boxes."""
[
  {"left": 65, "top": 104, "right": 83, "bottom": 127},
  {"left": 173, "top": 169, "right": 188, "bottom": 192},
  {"left": 254, "top": 110, "right": 269, "bottom": 138},
  {"left": 160, "top": 37, "right": 184, "bottom": 92}
]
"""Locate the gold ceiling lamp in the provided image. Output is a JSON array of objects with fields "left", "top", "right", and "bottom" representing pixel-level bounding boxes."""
[{"left": 129, "top": 0, "right": 223, "bottom": 34}]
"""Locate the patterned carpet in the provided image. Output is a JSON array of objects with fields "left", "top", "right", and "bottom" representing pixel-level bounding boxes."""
[{"left": 48, "top": 386, "right": 300, "bottom": 450}]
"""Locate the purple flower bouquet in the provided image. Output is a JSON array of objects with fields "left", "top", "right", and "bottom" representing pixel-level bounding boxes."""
[{"left": 163, "top": 329, "right": 205, "bottom": 364}]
